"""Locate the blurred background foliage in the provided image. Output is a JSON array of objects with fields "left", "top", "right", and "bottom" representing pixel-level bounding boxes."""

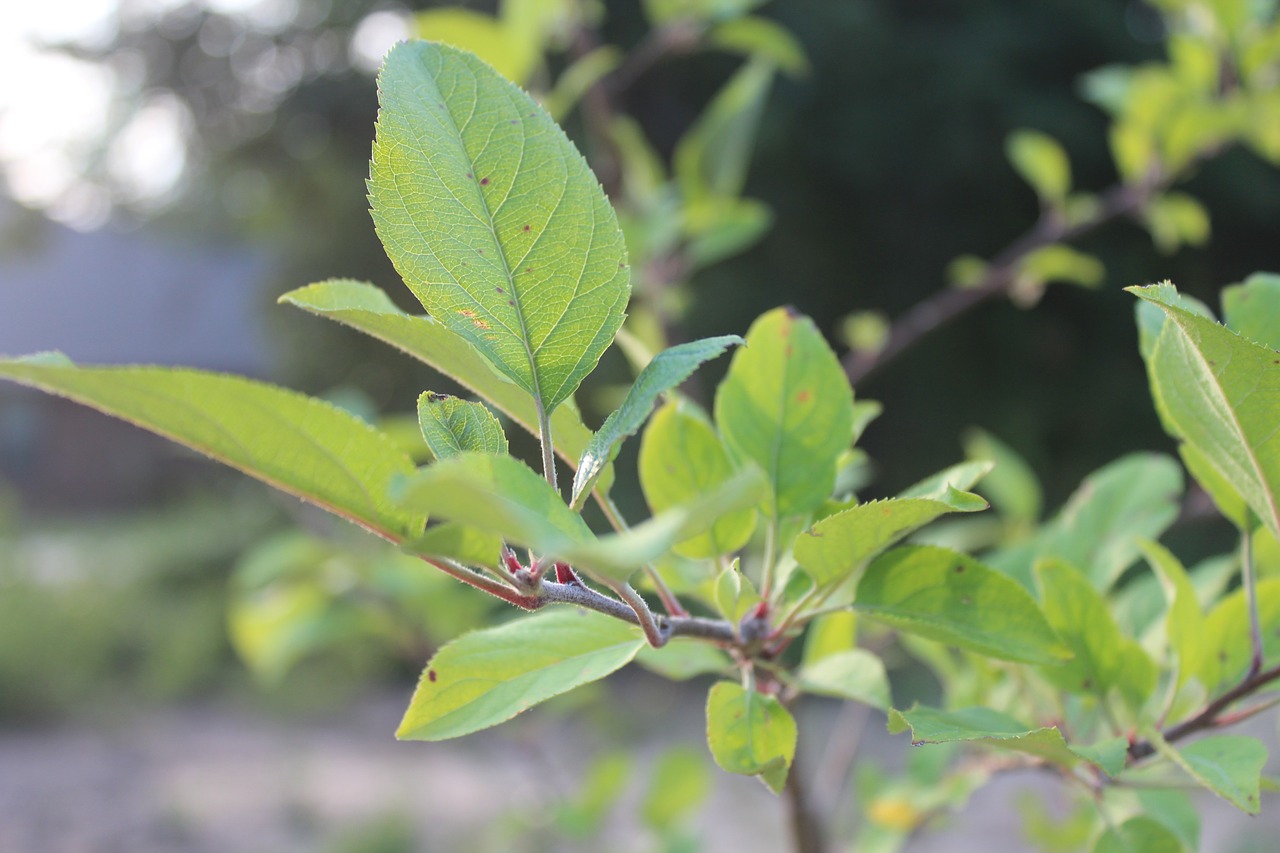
[{"left": 2, "top": 0, "right": 1279, "bottom": 738}]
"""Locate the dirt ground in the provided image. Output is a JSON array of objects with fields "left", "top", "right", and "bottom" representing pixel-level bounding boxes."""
[{"left": 0, "top": 681, "right": 1275, "bottom": 853}]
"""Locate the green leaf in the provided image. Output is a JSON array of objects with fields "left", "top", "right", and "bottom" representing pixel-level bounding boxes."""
[
  {"left": 417, "top": 392, "right": 507, "bottom": 459},
  {"left": 801, "top": 611, "right": 857, "bottom": 666},
  {"left": 644, "top": 0, "right": 765, "bottom": 25},
  {"left": 636, "top": 640, "right": 732, "bottom": 681},
  {"left": 410, "top": 8, "right": 536, "bottom": 85},
  {"left": 705, "top": 681, "right": 797, "bottom": 793},
  {"left": 676, "top": 56, "right": 775, "bottom": 206},
  {"left": 1146, "top": 730, "right": 1267, "bottom": 814},
  {"left": 1222, "top": 272, "right": 1280, "bottom": 350},
  {"left": 856, "top": 546, "right": 1069, "bottom": 665},
  {"left": 638, "top": 401, "right": 756, "bottom": 558},
  {"left": 963, "top": 428, "right": 1042, "bottom": 524},
  {"left": 898, "top": 459, "right": 994, "bottom": 500},
  {"left": 280, "top": 280, "right": 599, "bottom": 478},
  {"left": 888, "top": 706, "right": 1117, "bottom": 774},
  {"left": 1092, "top": 817, "right": 1186, "bottom": 853},
  {"left": 985, "top": 453, "right": 1183, "bottom": 590},
  {"left": 715, "top": 558, "right": 762, "bottom": 623},
  {"left": 794, "top": 490, "right": 988, "bottom": 588},
  {"left": 799, "top": 649, "right": 891, "bottom": 710},
  {"left": 642, "top": 747, "right": 712, "bottom": 833},
  {"left": 1195, "top": 578, "right": 1280, "bottom": 693},
  {"left": 1019, "top": 244, "right": 1105, "bottom": 289},
  {"left": 714, "top": 308, "right": 855, "bottom": 518},
  {"left": 1035, "top": 558, "right": 1157, "bottom": 708},
  {"left": 405, "top": 522, "right": 503, "bottom": 568},
  {"left": 370, "top": 41, "right": 629, "bottom": 416},
  {"left": 0, "top": 356, "right": 421, "bottom": 540},
  {"left": 397, "top": 608, "right": 645, "bottom": 740},
  {"left": 1137, "top": 538, "right": 1205, "bottom": 687},
  {"left": 572, "top": 335, "right": 742, "bottom": 508},
  {"left": 544, "top": 46, "right": 622, "bottom": 121},
  {"left": 1006, "top": 129, "right": 1071, "bottom": 203},
  {"left": 1143, "top": 192, "right": 1211, "bottom": 254},
  {"left": 708, "top": 16, "right": 810, "bottom": 77},
  {"left": 1131, "top": 283, "right": 1280, "bottom": 537}
]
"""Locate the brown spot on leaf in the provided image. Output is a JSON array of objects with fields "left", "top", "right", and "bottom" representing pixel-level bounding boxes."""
[
  {"left": 428, "top": 670, "right": 437, "bottom": 682},
  {"left": 954, "top": 564, "right": 965, "bottom": 573},
  {"left": 523, "top": 224, "right": 531, "bottom": 232},
  {"left": 796, "top": 390, "right": 811, "bottom": 403},
  {"left": 960, "top": 595, "right": 972, "bottom": 606},
  {"left": 480, "top": 177, "right": 490, "bottom": 186}
]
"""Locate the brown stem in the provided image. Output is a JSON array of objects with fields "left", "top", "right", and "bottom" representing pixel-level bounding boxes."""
[
  {"left": 842, "top": 179, "right": 1157, "bottom": 387},
  {"left": 1128, "top": 660, "right": 1280, "bottom": 761},
  {"left": 785, "top": 748, "right": 827, "bottom": 853}
]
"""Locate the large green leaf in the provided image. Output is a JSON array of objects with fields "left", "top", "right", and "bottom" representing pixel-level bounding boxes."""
[
  {"left": 798, "top": 649, "right": 891, "bottom": 710},
  {"left": 794, "top": 490, "right": 988, "bottom": 588},
  {"left": 888, "top": 706, "right": 1121, "bottom": 775},
  {"left": 400, "top": 451, "right": 765, "bottom": 581},
  {"left": 1035, "top": 558, "right": 1157, "bottom": 708},
  {"left": 1092, "top": 817, "right": 1186, "bottom": 853},
  {"left": 1138, "top": 538, "right": 1205, "bottom": 687},
  {"left": 856, "top": 546, "right": 1069, "bottom": 665},
  {"left": 280, "top": 280, "right": 598, "bottom": 475},
  {"left": 0, "top": 355, "right": 421, "bottom": 540},
  {"left": 417, "top": 392, "right": 507, "bottom": 459},
  {"left": 638, "top": 401, "right": 757, "bottom": 558},
  {"left": 1131, "top": 283, "right": 1280, "bottom": 536},
  {"left": 985, "top": 453, "right": 1183, "bottom": 590},
  {"left": 370, "top": 40, "right": 629, "bottom": 415},
  {"left": 1195, "top": 577, "right": 1280, "bottom": 693},
  {"left": 714, "top": 307, "right": 854, "bottom": 518},
  {"left": 1222, "top": 272, "right": 1280, "bottom": 349},
  {"left": 705, "top": 681, "right": 797, "bottom": 794},
  {"left": 1147, "top": 730, "right": 1267, "bottom": 814},
  {"left": 571, "top": 334, "right": 742, "bottom": 507},
  {"left": 397, "top": 608, "right": 644, "bottom": 740}
]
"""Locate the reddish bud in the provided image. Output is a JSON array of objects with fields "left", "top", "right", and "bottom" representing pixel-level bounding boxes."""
[
  {"left": 502, "top": 548, "right": 523, "bottom": 574},
  {"left": 554, "top": 562, "right": 580, "bottom": 585}
]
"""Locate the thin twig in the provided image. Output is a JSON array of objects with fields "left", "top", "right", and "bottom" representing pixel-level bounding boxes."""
[
  {"left": 1243, "top": 520, "right": 1264, "bottom": 678},
  {"left": 842, "top": 179, "right": 1157, "bottom": 387}
]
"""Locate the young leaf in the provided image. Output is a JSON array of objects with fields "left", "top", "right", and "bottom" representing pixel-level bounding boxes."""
[
  {"left": 715, "top": 558, "right": 762, "bottom": 624},
  {"left": 0, "top": 356, "right": 422, "bottom": 540},
  {"left": 798, "top": 649, "right": 891, "bottom": 710},
  {"left": 888, "top": 706, "right": 1116, "bottom": 775},
  {"left": 404, "top": 522, "right": 503, "bottom": 568},
  {"left": 801, "top": 611, "right": 858, "bottom": 667},
  {"left": 962, "top": 428, "right": 1043, "bottom": 524},
  {"left": 397, "top": 608, "right": 645, "bottom": 740},
  {"left": 714, "top": 307, "right": 855, "bottom": 518},
  {"left": 280, "top": 280, "right": 598, "bottom": 475},
  {"left": 370, "top": 41, "right": 629, "bottom": 416},
  {"left": 1146, "top": 730, "right": 1267, "bottom": 814},
  {"left": 793, "top": 490, "right": 988, "bottom": 588},
  {"left": 1035, "top": 558, "right": 1157, "bottom": 708},
  {"left": 985, "top": 453, "right": 1183, "bottom": 591},
  {"left": 897, "top": 459, "right": 994, "bottom": 500},
  {"left": 417, "top": 392, "right": 507, "bottom": 459},
  {"left": 1006, "top": 129, "right": 1071, "bottom": 203},
  {"left": 1092, "top": 817, "right": 1186, "bottom": 853},
  {"left": 676, "top": 55, "right": 775, "bottom": 206},
  {"left": 1195, "top": 577, "right": 1280, "bottom": 693},
  {"left": 398, "top": 452, "right": 592, "bottom": 552},
  {"left": 639, "top": 401, "right": 756, "bottom": 558},
  {"left": 705, "top": 681, "right": 797, "bottom": 794},
  {"left": 1130, "top": 283, "right": 1280, "bottom": 537},
  {"left": 1223, "top": 272, "right": 1280, "bottom": 349},
  {"left": 855, "top": 546, "right": 1069, "bottom": 665},
  {"left": 1137, "top": 538, "right": 1206, "bottom": 687},
  {"left": 571, "top": 334, "right": 743, "bottom": 508}
]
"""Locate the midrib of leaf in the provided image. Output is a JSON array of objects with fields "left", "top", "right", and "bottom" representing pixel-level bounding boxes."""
[
  {"left": 1162, "top": 315, "right": 1280, "bottom": 533},
  {"left": 417, "top": 69, "right": 549, "bottom": 417}
]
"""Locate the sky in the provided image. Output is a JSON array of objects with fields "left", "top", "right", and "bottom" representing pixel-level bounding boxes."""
[{"left": 0, "top": 0, "right": 408, "bottom": 230}]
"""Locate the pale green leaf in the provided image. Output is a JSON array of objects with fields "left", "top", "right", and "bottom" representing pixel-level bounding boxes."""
[
  {"left": 794, "top": 490, "right": 988, "bottom": 588},
  {"left": 642, "top": 747, "right": 712, "bottom": 833},
  {"left": 1222, "top": 271, "right": 1280, "bottom": 350},
  {"left": 1195, "top": 578, "right": 1280, "bottom": 693},
  {"left": 715, "top": 558, "right": 761, "bottom": 623},
  {"left": 705, "top": 681, "right": 797, "bottom": 794},
  {"left": 1092, "top": 817, "right": 1186, "bottom": 853},
  {"left": 1006, "top": 129, "right": 1071, "bottom": 203},
  {"left": 675, "top": 56, "right": 774, "bottom": 205},
  {"left": 1143, "top": 192, "right": 1211, "bottom": 254},
  {"left": 1035, "top": 558, "right": 1157, "bottom": 708},
  {"left": 0, "top": 356, "right": 421, "bottom": 540},
  {"left": 410, "top": 9, "right": 536, "bottom": 84},
  {"left": 572, "top": 335, "right": 742, "bottom": 508},
  {"left": 714, "top": 307, "right": 855, "bottom": 518},
  {"left": 370, "top": 41, "right": 629, "bottom": 415},
  {"left": 851, "top": 400, "right": 883, "bottom": 445},
  {"left": 898, "top": 460, "right": 994, "bottom": 500},
  {"left": 888, "top": 706, "right": 1117, "bottom": 774},
  {"left": 544, "top": 46, "right": 621, "bottom": 121},
  {"left": 985, "top": 453, "right": 1183, "bottom": 590},
  {"left": 636, "top": 640, "right": 732, "bottom": 681},
  {"left": 1131, "top": 283, "right": 1280, "bottom": 537},
  {"left": 1146, "top": 730, "right": 1267, "bottom": 814},
  {"left": 397, "top": 608, "right": 644, "bottom": 740},
  {"left": 405, "top": 522, "right": 503, "bottom": 568},
  {"left": 417, "top": 392, "right": 507, "bottom": 459},
  {"left": 963, "top": 428, "right": 1042, "bottom": 524},
  {"left": 1138, "top": 538, "right": 1205, "bottom": 687},
  {"left": 638, "top": 400, "right": 756, "bottom": 558},
  {"left": 708, "top": 16, "right": 810, "bottom": 77},
  {"left": 799, "top": 649, "right": 891, "bottom": 710},
  {"left": 1019, "top": 244, "right": 1105, "bottom": 289},
  {"left": 856, "top": 546, "right": 1069, "bottom": 665},
  {"left": 644, "top": 0, "right": 765, "bottom": 25},
  {"left": 801, "top": 611, "right": 857, "bottom": 667},
  {"left": 280, "top": 280, "right": 599, "bottom": 479}
]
